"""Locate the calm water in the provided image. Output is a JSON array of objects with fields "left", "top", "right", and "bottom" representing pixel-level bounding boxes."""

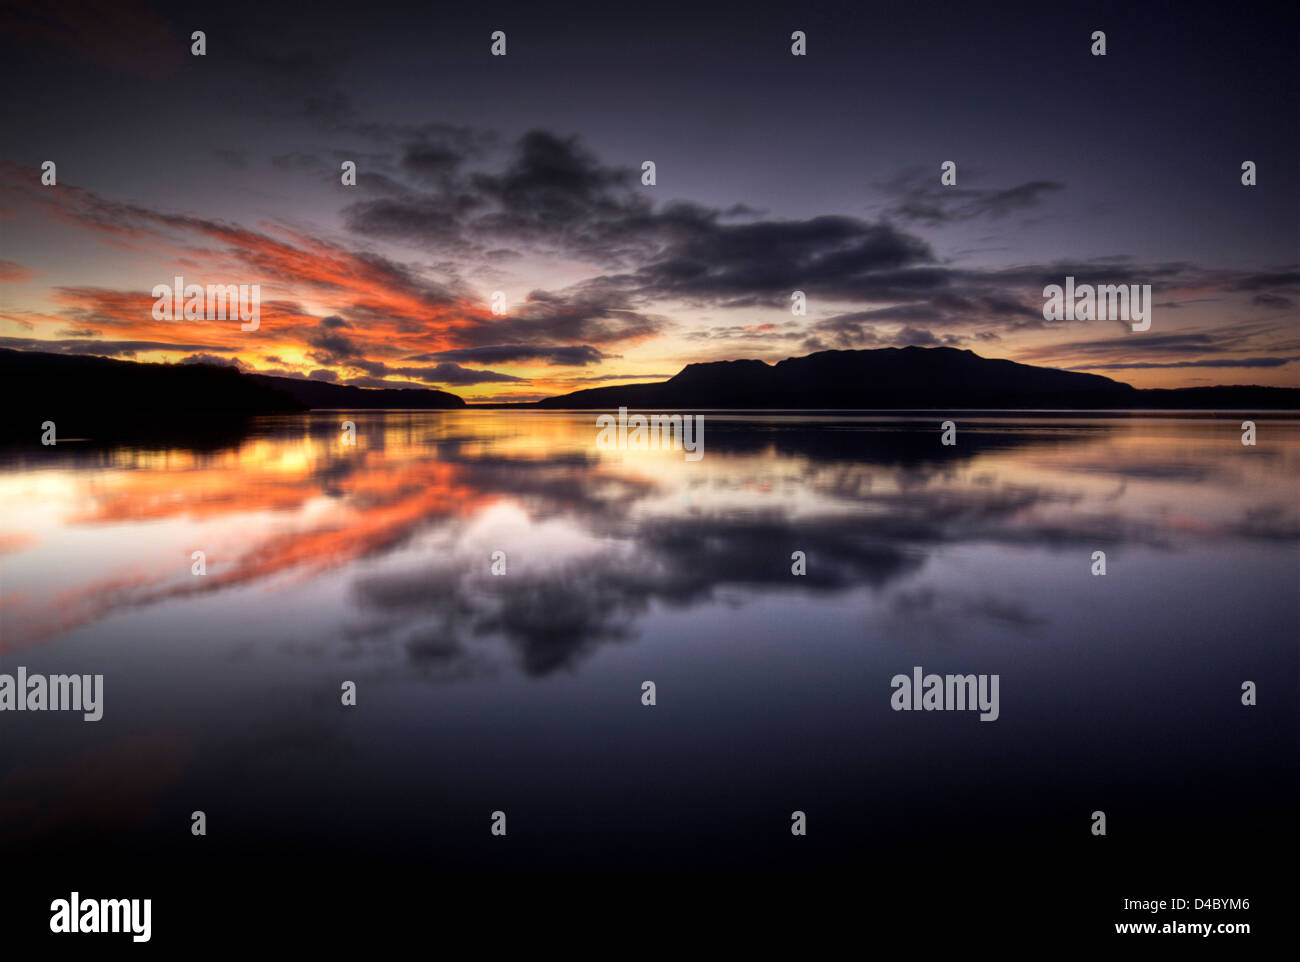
[{"left": 1, "top": 412, "right": 1296, "bottom": 880}]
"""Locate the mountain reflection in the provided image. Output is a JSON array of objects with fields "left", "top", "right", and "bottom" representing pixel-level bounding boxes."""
[{"left": 2, "top": 412, "right": 1297, "bottom": 675}]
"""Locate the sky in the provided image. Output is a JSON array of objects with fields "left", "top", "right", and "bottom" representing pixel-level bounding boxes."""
[{"left": 0, "top": 0, "right": 1296, "bottom": 401}]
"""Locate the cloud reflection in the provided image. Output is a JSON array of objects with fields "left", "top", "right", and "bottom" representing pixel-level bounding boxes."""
[{"left": 1, "top": 413, "right": 1296, "bottom": 673}]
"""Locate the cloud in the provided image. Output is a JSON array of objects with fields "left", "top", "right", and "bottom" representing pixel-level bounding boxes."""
[
  {"left": 331, "top": 132, "right": 1276, "bottom": 368},
  {"left": 407, "top": 345, "right": 609, "bottom": 366},
  {"left": 2, "top": 127, "right": 1296, "bottom": 389},
  {"left": 401, "top": 142, "right": 470, "bottom": 184},
  {"left": 1252, "top": 293, "right": 1295, "bottom": 309},
  {"left": 1078, "top": 357, "right": 1300, "bottom": 370},
  {"left": 180, "top": 353, "right": 243, "bottom": 367},
  {"left": 305, "top": 317, "right": 365, "bottom": 364},
  {"left": 1014, "top": 321, "right": 1300, "bottom": 375},
  {"left": 0, "top": 336, "right": 238, "bottom": 358},
  {"left": 806, "top": 296, "right": 1040, "bottom": 349},
  {"left": 454, "top": 283, "right": 668, "bottom": 347},
  {"left": 627, "top": 212, "right": 935, "bottom": 306},
  {"left": 682, "top": 322, "right": 806, "bottom": 343},
  {"left": 2, "top": 168, "right": 471, "bottom": 330},
  {"left": 0, "top": 259, "right": 36, "bottom": 282},
  {"left": 343, "top": 128, "right": 939, "bottom": 305},
  {"left": 550, "top": 372, "right": 673, "bottom": 384},
  {"left": 1229, "top": 270, "right": 1300, "bottom": 292},
  {"left": 1020, "top": 332, "right": 1228, "bottom": 363},
  {"left": 877, "top": 168, "right": 1066, "bottom": 225},
  {"left": 342, "top": 376, "right": 437, "bottom": 390},
  {"left": 344, "top": 130, "right": 650, "bottom": 263},
  {"left": 297, "top": 318, "right": 523, "bottom": 385},
  {"left": 387, "top": 363, "right": 522, "bottom": 386}
]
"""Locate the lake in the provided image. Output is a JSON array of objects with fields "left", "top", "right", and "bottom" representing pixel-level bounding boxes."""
[{"left": 1, "top": 411, "right": 1295, "bottom": 889}]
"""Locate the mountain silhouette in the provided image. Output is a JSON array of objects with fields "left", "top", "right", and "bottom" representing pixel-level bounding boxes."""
[
  {"left": 3, "top": 347, "right": 1296, "bottom": 445},
  {"left": 535, "top": 346, "right": 1300, "bottom": 409},
  {"left": 243, "top": 373, "right": 465, "bottom": 410},
  {"left": 0, "top": 349, "right": 463, "bottom": 443}
]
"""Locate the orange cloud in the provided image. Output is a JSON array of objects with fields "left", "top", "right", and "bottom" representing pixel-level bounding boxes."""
[{"left": 0, "top": 259, "right": 35, "bottom": 282}]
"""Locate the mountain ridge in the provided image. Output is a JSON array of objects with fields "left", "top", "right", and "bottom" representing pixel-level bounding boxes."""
[
  {"left": 2, "top": 348, "right": 1297, "bottom": 431},
  {"left": 0, "top": 348, "right": 465, "bottom": 442},
  {"left": 534, "top": 346, "right": 1299, "bottom": 409}
]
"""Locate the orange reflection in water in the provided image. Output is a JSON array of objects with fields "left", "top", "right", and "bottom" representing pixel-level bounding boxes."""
[{"left": 1, "top": 412, "right": 1297, "bottom": 655}]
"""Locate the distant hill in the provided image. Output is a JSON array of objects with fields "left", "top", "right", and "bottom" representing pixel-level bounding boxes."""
[
  {"left": 0, "top": 348, "right": 303, "bottom": 442},
  {"left": 0, "top": 349, "right": 462, "bottom": 443},
  {"left": 244, "top": 373, "right": 464, "bottom": 410},
  {"left": 536, "top": 346, "right": 1300, "bottom": 410},
  {"left": 3, "top": 346, "right": 1295, "bottom": 446}
]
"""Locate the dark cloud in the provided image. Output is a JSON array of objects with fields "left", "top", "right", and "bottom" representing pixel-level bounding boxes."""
[
  {"left": 1018, "top": 321, "right": 1300, "bottom": 371},
  {"left": 301, "top": 313, "right": 525, "bottom": 384},
  {"left": 682, "top": 322, "right": 806, "bottom": 343},
  {"left": 296, "top": 312, "right": 526, "bottom": 384},
  {"left": 306, "top": 316, "right": 521, "bottom": 382},
  {"left": 388, "top": 363, "right": 522, "bottom": 386},
  {"left": 1024, "top": 332, "right": 1221, "bottom": 361},
  {"left": 344, "top": 128, "right": 938, "bottom": 304},
  {"left": 808, "top": 297, "right": 1036, "bottom": 349},
  {"left": 346, "top": 193, "right": 481, "bottom": 249},
  {"left": 553, "top": 372, "right": 673, "bottom": 384},
  {"left": 813, "top": 321, "right": 965, "bottom": 351},
  {"left": 1079, "top": 357, "right": 1300, "bottom": 370},
  {"left": 332, "top": 127, "right": 1294, "bottom": 369},
  {"left": 180, "top": 353, "right": 241, "bottom": 367},
  {"left": 629, "top": 213, "right": 934, "bottom": 305},
  {"left": 401, "top": 143, "right": 466, "bottom": 184},
  {"left": 1252, "top": 293, "right": 1295, "bottom": 309},
  {"left": 467, "top": 131, "right": 644, "bottom": 252},
  {"left": 878, "top": 168, "right": 1066, "bottom": 226},
  {"left": 0, "top": 336, "right": 237, "bottom": 358},
  {"left": 895, "top": 326, "right": 964, "bottom": 347},
  {"left": 344, "top": 129, "right": 650, "bottom": 264},
  {"left": 1229, "top": 270, "right": 1300, "bottom": 292},
  {"left": 406, "top": 345, "right": 609, "bottom": 366},
  {"left": 305, "top": 320, "right": 364, "bottom": 365},
  {"left": 342, "top": 377, "right": 431, "bottom": 390},
  {"left": 454, "top": 283, "right": 667, "bottom": 347}
]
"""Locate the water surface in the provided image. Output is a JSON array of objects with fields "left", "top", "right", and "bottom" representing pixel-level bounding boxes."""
[{"left": 1, "top": 411, "right": 1295, "bottom": 873}]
